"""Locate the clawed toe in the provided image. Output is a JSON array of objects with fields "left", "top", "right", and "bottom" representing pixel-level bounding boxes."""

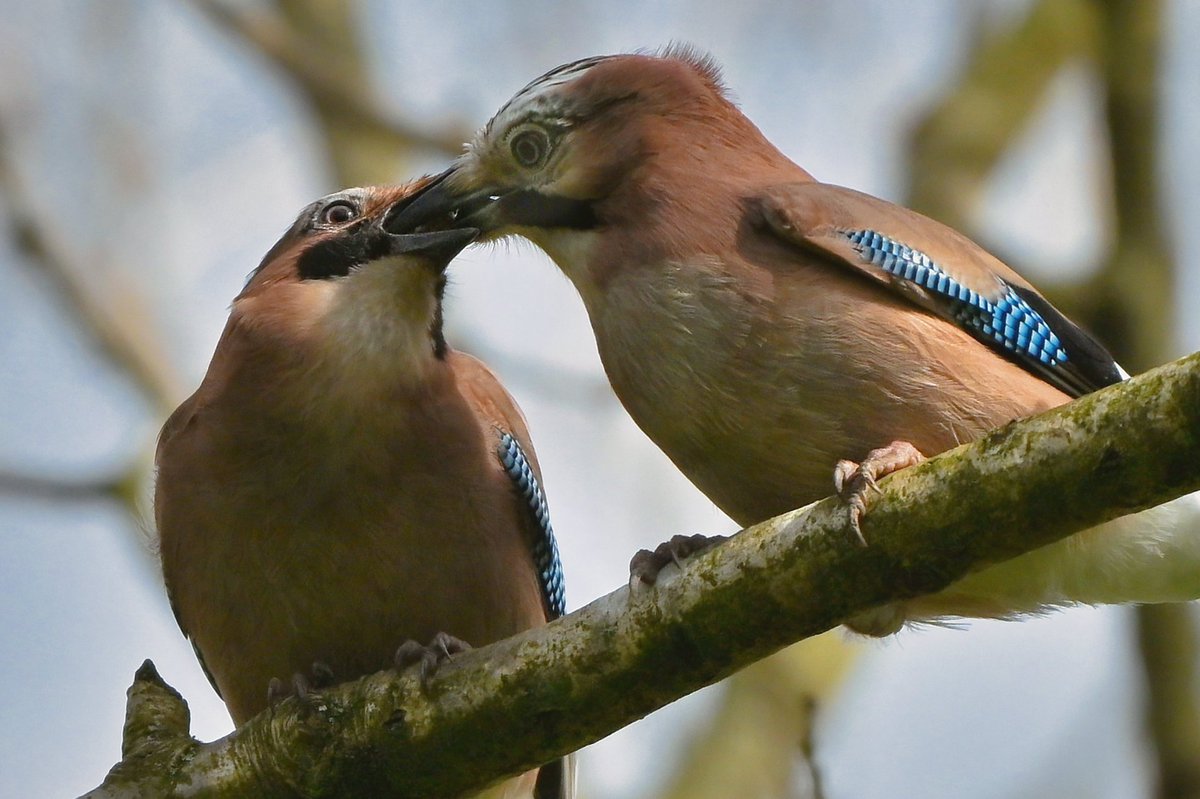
[
  {"left": 629, "top": 532, "right": 729, "bottom": 587},
  {"left": 834, "top": 440, "right": 925, "bottom": 546},
  {"left": 267, "top": 676, "right": 288, "bottom": 712},
  {"left": 395, "top": 632, "right": 472, "bottom": 689},
  {"left": 267, "top": 660, "right": 336, "bottom": 714},
  {"left": 310, "top": 660, "right": 336, "bottom": 689}
]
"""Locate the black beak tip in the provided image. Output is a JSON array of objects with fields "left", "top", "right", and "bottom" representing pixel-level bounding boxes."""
[
  {"left": 388, "top": 227, "right": 480, "bottom": 266},
  {"left": 383, "top": 168, "right": 460, "bottom": 234}
]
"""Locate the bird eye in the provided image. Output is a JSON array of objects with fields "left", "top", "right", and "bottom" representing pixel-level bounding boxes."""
[
  {"left": 320, "top": 200, "right": 357, "bottom": 226},
  {"left": 510, "top": 129, "right": 551, "bottom": 168}
]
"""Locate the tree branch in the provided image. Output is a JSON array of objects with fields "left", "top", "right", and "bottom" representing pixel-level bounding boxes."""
[
  {"left": 0, "top": 467, "right": 126, "bottom": 503},
  {"left": 907, "top": 0, "right": 1099, "bottom": 231},
  {"left": 187, "top": 0, "right": 471, "bottom": 161},
  {"left": 84, "top": 351, "right": 1200, "bottom": 798}
]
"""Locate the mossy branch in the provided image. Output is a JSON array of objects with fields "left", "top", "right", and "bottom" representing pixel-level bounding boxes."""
[{"left": 84, "top": 351, "right": 1200, "bottom": 798}]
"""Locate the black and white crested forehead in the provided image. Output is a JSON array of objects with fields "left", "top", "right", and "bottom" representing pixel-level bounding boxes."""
[
  {"left": 480, "top": 46, "right": 729, "bottom": 140},
  {"left": 488, "top": 55, "right": 615, "bottom": 130}
]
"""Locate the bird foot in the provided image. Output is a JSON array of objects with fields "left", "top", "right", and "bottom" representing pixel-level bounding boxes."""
[
  {"left": 266, "top": 660, "right": 336, "bottom": 714},
  {"left": 833, "top": 440, "right": 925, "bottom": 546},
  {"left": 629, "top": 533, "right": 730, "bottom": 587},
  {"left": 394, "top": 632, "right": 472, "bottom": 690}
]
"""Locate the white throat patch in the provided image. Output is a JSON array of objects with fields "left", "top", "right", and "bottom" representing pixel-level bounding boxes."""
[{"left": 319, "top": 258, "right": 441, "bottom": 390}]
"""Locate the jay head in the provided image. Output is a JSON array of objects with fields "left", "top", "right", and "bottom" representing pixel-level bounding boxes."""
[
  {"left": 237, "top": 182, "right": 478, "bottom": 399},
  {"left": 387, "top": 49, "right": 1200, "bottom": 637},
  {"left": 389, "top": 47, "right": 803, "bottom": 304}
]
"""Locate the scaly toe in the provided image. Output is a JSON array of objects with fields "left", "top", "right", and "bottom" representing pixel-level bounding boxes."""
[
  {"left": 629, "top": 533, "right": 729, "bottom": 587},
  {"left": 394, "top": 633, "right": 473, "bottom": 691}
]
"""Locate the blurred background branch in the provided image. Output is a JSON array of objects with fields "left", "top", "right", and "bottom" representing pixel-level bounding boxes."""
[
  {"left": 189, "top": 0, "right": 470, "bottom": 171},
  {"left": 0, "top": 122, "right": 185, "bottom": 414},
  {"left": 0, "top": 118, "right": 172, "bottom": 508},
  {"left": 907, "top": 1, "right": 1200, "bottom": 797},
  {"left": 659, "top": 632, "right": 853, "bottom": 799},
  {"left": 0, "top": 467, "right": 127, "bottom": 503},
  {"left": 908, "top": 0, "right": 1098, "bottom": 233}
]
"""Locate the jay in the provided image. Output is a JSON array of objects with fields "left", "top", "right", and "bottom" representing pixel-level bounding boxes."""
[
  {"left": 155, "top": 182, "right": 573, "bottom": 799},
  {"left": 388, "top": 48, "right": 1200, "bottom": 635}
]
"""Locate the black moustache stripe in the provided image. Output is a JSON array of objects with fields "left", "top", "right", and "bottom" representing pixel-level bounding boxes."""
[
  {"left": 297, "top": 228, "right": 392, "bottom": 280},
  {"left": 500, "top": 191, "right": 598, "bottom": 230}
]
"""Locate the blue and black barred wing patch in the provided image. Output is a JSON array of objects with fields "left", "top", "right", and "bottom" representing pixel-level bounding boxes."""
[
  {"left": 756, "top": 183, "right": 1124, "bottom": 398},
  {"left": 839, "top": 230, "right": 1122, "bottom": 397},
  {"left": 498, "top": 431, "right": 566, "bottom": 619}
]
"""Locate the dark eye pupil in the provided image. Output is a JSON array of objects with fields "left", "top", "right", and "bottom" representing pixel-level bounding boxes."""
[
  {"left": 513, "top": 132, "right": 545, "bottom": 166},
  {"left": 323, "top": 203, "right": 354, "bottom": 224}
]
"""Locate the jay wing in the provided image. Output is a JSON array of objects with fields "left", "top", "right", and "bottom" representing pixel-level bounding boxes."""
[
  {"left": 498, "top": 431, "right": 567, "bottom": 620},
  {"left": 756, "top": 182, "right": 1126, "bottom": 398}
]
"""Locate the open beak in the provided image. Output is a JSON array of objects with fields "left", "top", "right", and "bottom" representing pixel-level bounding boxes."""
[
  {"left": 384, "top": 166, "right": 599, "bottom": 236},
  {"left": 376, "top": 220, "right": 479, "bottom": 271},
  {"left": 383, "top": 167, "right": 501, "bottom": 236}
]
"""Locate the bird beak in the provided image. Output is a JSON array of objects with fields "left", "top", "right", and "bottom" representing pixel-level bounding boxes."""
[
  {"left": 385, "top": 166, "right": 598, "bottom": 235},
  {"left": 384, "top": 167, "right": 503, "bottom": 236},
  {"left": 378, "top": 225, "right": 480, "bottom": 270}
]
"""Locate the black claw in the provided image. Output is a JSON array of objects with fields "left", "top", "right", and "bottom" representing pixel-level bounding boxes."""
[
  {"left": 291, "top": 671, "right": 311, "bottom": 701},
  {"left": 266, "top": 661, "right": 337, "bottom": 716},
  {"left": 417, "top": 653, "right": 438, "bottom": 687},
  {"left": 394, "top": 633, "right": 473, "bottom": 691},
  {"left": 429, "top": 632, "right": 471, "bottom": 660},
  {"left": 394, "top": 640, "right": 426, "bottom": 670},
  {"left": 846, "top": 501, "right": 869, "bottom": 548},
  {"left": 629, "top": 533, "right": 730, "bottom": 586},
  {"left": 267, "top": 676, "right": 287, "bottom": 714},
  {"left": 311, "top": 661, "right": 336, "bottom": 689}
]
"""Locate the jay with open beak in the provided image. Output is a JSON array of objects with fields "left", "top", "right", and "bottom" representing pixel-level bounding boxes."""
[
  {"left": 388, "top": 48, "right": 1200, "bottom": 635},
  {"left": 155, "top": 182, "right": 573, "bottom": 798}
]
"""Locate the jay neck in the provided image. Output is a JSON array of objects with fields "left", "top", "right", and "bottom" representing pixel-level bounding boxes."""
[
  {"left": 318, "top": 258, "right": 449, "bottom": 393},
  {"left": 228, "top": 259, "right": 451, "bottom": 415}
]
